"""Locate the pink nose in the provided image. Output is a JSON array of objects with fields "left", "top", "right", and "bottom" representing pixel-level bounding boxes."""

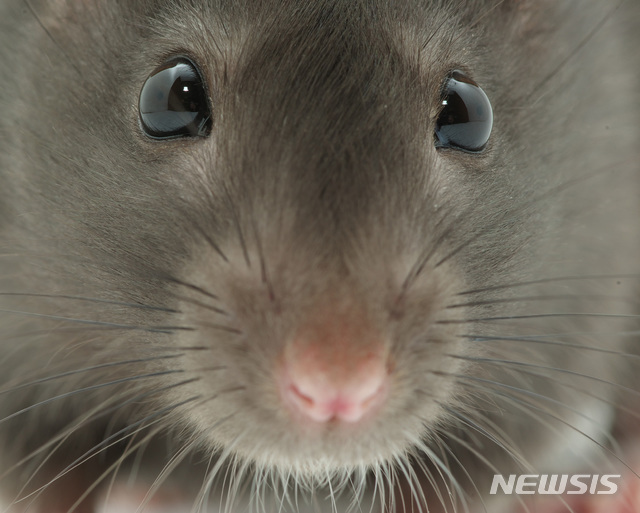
[
  {"left": 281, "top": 346, "right": 388, "bottom": 423},
  {"left": 279, "top": 300, "right": 389, "bottom": 423}
]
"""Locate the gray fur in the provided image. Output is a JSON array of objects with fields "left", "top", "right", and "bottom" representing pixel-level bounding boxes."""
[{"left": 0, "top": 0, "right": 639, "bottom": 512}]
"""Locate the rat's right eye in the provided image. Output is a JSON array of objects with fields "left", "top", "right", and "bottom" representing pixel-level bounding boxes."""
[{"left": 139, "top": 58, "right": 212, "bottom": 139}]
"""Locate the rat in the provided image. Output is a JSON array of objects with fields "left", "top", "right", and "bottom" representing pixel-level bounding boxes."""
[{"left": 0, "top": 0, "right": 639, "bottom": 512}]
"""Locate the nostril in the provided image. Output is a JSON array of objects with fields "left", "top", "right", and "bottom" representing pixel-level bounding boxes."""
[
  {"left": 286, "top": 381, "right": 335, "bottom": 423},
  {"left": 289, "top": 382, "right": 316, "bottom": 408}
]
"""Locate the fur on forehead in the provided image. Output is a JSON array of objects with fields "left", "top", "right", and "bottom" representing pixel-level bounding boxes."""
[{"left": 26, "top": 0, "right": 550, "bottom": 65}]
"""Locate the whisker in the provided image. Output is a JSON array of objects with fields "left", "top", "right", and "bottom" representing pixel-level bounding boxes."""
[
  {"left": 391, "top": 456, "right": 411, "bottom": 513},
  {"left": 344, "top": 468, "right": 365, "bottom": 513},
  {"left": 446, "top": 354, "right": 640, "bottom": 398},
  {"left": 450, "top": 381, "right": 609, "bottom": 475},
  {"left": 0, "top": 370, "right": 186, "bottom": 425},
  {"left": 441, "top": 372, "right": 640, "bottom": 478},
  {"left": 400, "top": 453, "right": 430, "bottom": 513},
  {"left": 462, "top": 386, "right": 626, "bottom": 513},
  {"left": 195, "top": 452, "right": 216, "bottom": 513},
  {"left": 437, "top": 312, "right": 640, "bottom": 324},
  {"left": 195, "top": 430, "right": 243, "bottom": 513},
  {"left": 196, "top": 321, "right": 243, "bottom": 335},
  {"left": 0, "top": 307, "right": 194, "bottom": 333},
  {"left": 383, "top": 462, "right": 398, "bottom": 513},
  {"left": 230, "top": 457, "right": 254, "bottom": 513},
  {"left": 0, "top": 354, "right": 185, "bottom": 396},
  {"left": 0, "top": 379, "right": 199, "bottom": 487},
  {"left": 146, "top": 345, "right": 209, "bottom": 352},
  {"left": 526, "top": 1, "right": 626, "bottom": 105},
  {"left": 175, "top": 295, "right": 229, "bottom": 316},
  {"left": 461, "top": 333, "right": 640, "bottom": 359},
  {"left": 447, "top": 293, "right": 634, "bottom": 309},
  {"left": 21, "top": 0, "right": 82, "bottom": 76},
  {"left": 455, "top": 273, "right": 640, "bottom": 297},
  {"left": 136, "top": 439, "right": 200, "bottom": 513},
  {"left": 409, "top": 412, "right": 475, "bottom": 512},
  {"left": 437, "top": 404, "right": 531, "bottom": 473},
  {"left": 450, "top": 354, "right": 640, "bottom": 425},
  {"left": 434, "top": 169, "right": 621, "bottom": 270},
  {"left": 325, "top": 469, "right": 338, "bottom": 513},
  {"left": 189, "top": 219, "right": 230, "bottom": 264},
  {"left": 216, "top": 450, "right": 237, "bottom": 513},
  {"left": 0, "top": 292, "right": 177, "bottom": 312},
  {"left": 101, "top": 420, "right": 148, "bottom": 509},
  {"left": 250, "top": 210, "right": 276, "bottom": 305},
  {"left": 69, "top": 427, "right": 164, "bottom": 513},
  {"left": 223, "top": 183, "right": 250, "bottom": 269},
  {"left": 12, "top": 424, "right": 80, "bottom": 505},
  {"left": 433, "top": 433, "right": 490, "bottom": 513},
  {"left": 447, "top": 372, "right": 612, "bottom": 436},
  {"left": 414, "top": 439, "right": 469, "bottom": 513},
  {"left": 18, "top": 396, "right": 202, "bottom": 506},
  {"left": 0, "top": 327, "right": 182, "bottom": 341},
  {"left": 444, "top": 425, "right": 556, "bottom": 513},
  {"left": 397, "top": 196, "right": 477, "bottom": 306},
  {"left": 163, "top": 275, "right": 222, "bottom": 302}
]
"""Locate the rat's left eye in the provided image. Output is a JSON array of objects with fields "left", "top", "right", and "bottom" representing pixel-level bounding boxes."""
[
  {"left": 139, "top": 58, "right": 212, "bottom": 139},
  {"left": 435, "top": 71, "right": 493, "bottom": 153}
]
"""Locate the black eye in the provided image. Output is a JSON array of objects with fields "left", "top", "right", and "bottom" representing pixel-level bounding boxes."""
[
  {"left": 139, "top": 58, "right": 212, "bottom": 139},
  {"left": 435, "top": 71, "right": 493, "bottom": 152}
]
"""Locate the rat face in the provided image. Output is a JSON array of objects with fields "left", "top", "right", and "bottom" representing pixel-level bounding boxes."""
[
  {"left": 124, "top": 0, "right": 516, "bottom": 474},
  {"left": 0, "top": 1, "right": 639, "bottom": 512}
]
